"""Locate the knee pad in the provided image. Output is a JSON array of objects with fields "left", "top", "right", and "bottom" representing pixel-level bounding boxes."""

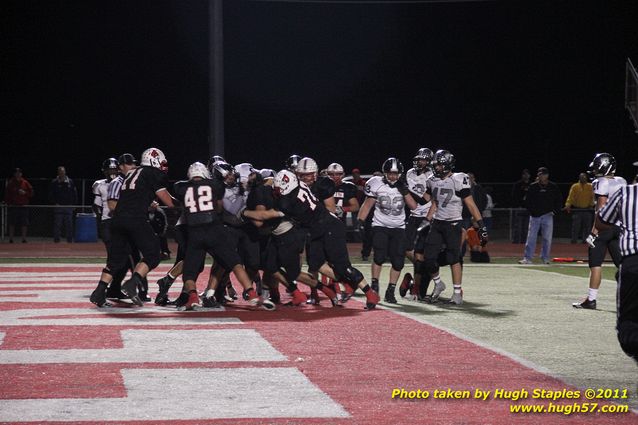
[
  {"left": 341, "top": 266, "right": 364, "bottom": 286},
  {"left": 424, "top": 259, "right": 439, "bottom": 275}
]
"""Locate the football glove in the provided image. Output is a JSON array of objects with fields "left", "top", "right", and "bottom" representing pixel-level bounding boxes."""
[
  {"left": 476, "top": 220, "right": 488, "bottom": 247},
  {"left": 585, "top": 232, "right": 598, "bottom": 249}
]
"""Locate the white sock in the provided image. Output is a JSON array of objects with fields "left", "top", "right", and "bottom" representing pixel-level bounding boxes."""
[
  {"left": 453, "top": 285, "right": 462, "bottom": 294},
  {"left": 167, "top": 272, "right": 176, "bottom": 280},
  {"left": 588, "top": 288, "right": 598, "bottom": 301}
]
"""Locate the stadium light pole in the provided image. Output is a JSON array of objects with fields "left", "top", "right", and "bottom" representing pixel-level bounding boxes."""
[{"left": 209, "top": 0, "right": 224, "bottom": 158}]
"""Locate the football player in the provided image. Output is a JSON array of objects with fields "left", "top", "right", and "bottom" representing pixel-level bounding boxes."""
[
  {"left": 244, "top": 170, "right": 380, "bottom": 309},
  {"left": 573, "top": 153, "right": 626, "bottom": 310},
  {"left": 92, "top": 158, "right": 119, "bottom": 251},
  {"left": 174, "top": 162, "right": 274, "bottom": 311},
  {"left": 423, "top": 149, "right": 488, "bottom": 305},
  {"left": 400, "top": 148, "right": 434, "bottom": 300},
  {"left": 90, "top": 148, "right": 176, "bottom": 307},
  {"left": 357, "top": 158, "right": 418, "bottom": 303}
]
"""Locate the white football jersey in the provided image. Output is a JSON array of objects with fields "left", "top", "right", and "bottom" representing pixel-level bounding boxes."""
[
  {"left": 92, "top": 179, "right": 112, "bottom": 221},
  {"left": 222, "top": 185, "right": 247, "bottom": 216},
  {"left": 365, "top": 176, "right": 406, "bottom": 228},
  {"left": 426, "top": 172, "right": 471, "bottom": 221},
  {"left": 593, "top": 176, "right": 627, "bottom": 199},
  {"left": 593, "top": 175, "right": 627, "bottom": 225},
  {"left": 406, "top": 168, "right": 432, "bottom": 218}
]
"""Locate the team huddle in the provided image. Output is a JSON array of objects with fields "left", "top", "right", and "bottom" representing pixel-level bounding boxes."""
[{"left": 88, "top": 147, "right": 490, "bottom": 311}]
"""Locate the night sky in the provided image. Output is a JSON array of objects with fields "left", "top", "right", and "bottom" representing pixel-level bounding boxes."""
[{"left": 3, "top": 0, "right": 638, "bottom": 184}]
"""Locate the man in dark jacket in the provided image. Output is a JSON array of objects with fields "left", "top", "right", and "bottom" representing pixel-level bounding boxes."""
[
  {"left": 519, "top": 167, "right": 563, "bottom": 264},
  {"left": 48, "top": 166, "right": 78, "bottom": 242}
]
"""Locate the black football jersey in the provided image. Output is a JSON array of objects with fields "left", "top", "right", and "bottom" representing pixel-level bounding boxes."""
[
  {"left": 114, "top": 166, "right": 168, "bottom": 218},
  {"left": 310, "top": 176, "right": 336, "bottom": 201},
  {"left": 276, "top": 182, "right": 331, "bottom": 237},
  {"left": 174, "top": 178, "right": 225, "bottom": 226},
  {"left": 333, "top": 181, "right": 357, "bottom": 208},
  {"left": 246, "top": 183, "right": 280, "bottom": 234}
]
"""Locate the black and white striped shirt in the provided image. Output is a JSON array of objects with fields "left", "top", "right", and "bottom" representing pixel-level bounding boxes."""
[
  {"left": 107, "top": 175, "right": 124, "bottom": 201},
  {"left": 598, "top": 184, "right": 638, "bottom": 257}
]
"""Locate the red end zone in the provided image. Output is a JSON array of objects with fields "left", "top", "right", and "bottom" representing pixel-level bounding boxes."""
[{"left": 0, "top": 265, "right": 635, "bottom": 424}]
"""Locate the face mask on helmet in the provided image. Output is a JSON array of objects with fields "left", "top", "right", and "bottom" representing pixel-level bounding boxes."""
[
  {"left": 274, "top": 169, "right": 299, "bottom": 196},
  {"left": 235, "top": 163, "right": 257, "bottom": 186},
  {"left": 102, "top": 158, "right": 119, "bottom": 178},
  {"left": 141, "top": 148, "right": 168, "bottom": 172},
  {"left": 187, "top": 162, "right": 211, "bottom": 180},
  {"left": 413, "top": 147, "right": 433, "bottom": 172},
  {"left": 588, "top": 153, "right": 616, "bottom": 177},
  {"left": 213, "top": 161, "right": 235, "bottom": 184},
  {"left": 326, "top": 162, "right": 344, "bottom": 184},
  {"left": 382, "top": 158, "right": 403, "bottom": 184},
  {"left": 432, "top": 150, "right": 455, "bottom": 178},
  {"left": 296, "top": 157, "right": 318, "bottom": 185}
]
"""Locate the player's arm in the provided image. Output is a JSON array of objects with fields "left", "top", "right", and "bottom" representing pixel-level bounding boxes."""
[
  {"left": 156, "top": 188, "right": 175, "bottom": 208},
  {"left": 462, "top": 192, "right": 488, "bottom": 246},
  {"left": 323, "top": 196, "right": 337, "bottom": 213},
  {"left": 344, "top": 196, "right": 360, "bottom": 214},
  {"left": 243, "top": 208, "right": 285, "bottom": 221},
  {"left": 357, "top": 197, "right": 376, "bottom": 223},
  {"left": 251, "top": 205, "right": 267, "bottom": 227}
]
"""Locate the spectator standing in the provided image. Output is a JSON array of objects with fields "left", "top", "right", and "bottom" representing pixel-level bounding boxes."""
[
  {"left": 511, "top": 169, "right": 531, "bottom": 243},
  {"left": 519, "top": 167, "right": 563, "bottom": 264},
  {"left": 4, "top": 168, "right": 33, "bottom": 243},
  {"left": 48, "top": 166, "right": 77, "bottom": 243},
  {"left": 483, "top": 187, "right": 495, "bottom": 233},
  {"left": 563, "top": 172, "right": 595, "bottom": 244}
]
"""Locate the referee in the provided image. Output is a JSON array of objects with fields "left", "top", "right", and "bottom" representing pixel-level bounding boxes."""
[{"left": 597, "top": 184, "right": 638, "bottom": 364}]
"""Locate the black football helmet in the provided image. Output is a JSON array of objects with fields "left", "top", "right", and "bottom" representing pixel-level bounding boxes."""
[
  {"left": 207, "top": 155, "right": 226, "bottom": 172},
  {"left": 382, "top": 157, "right": 404, "bottom": 183},
  {"left": 432, "top": 150, "right": 455, "bottom": 178},
  {"left": 102, "top": 157, "right": 118, "bottom": 174},
  {"left": 212, "top": 161, "right": 235, "bottom": 185},
  {"left": 413, "top": 148, "right": 433, "bottom": 172},
  {"left": 286, "top": 154, "right": 302, "bottom": 172},
  {"left": 588, "top": 153, "right": 616, "bottom": 177}
]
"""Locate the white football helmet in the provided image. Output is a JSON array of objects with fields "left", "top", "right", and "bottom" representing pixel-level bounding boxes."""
[
  {"left": 274, "top": 170, "right": 299, "bottom": 196},
  {"left": 234, "top": 162, "right": 257, "bottom": 184},
  {"left": 140, "top": 147, "right": 168, "bottom": 171},
  {"left": 326, "top": 162, "right": 344, "bottom": 184},
  {"left": 187, "top": 162, "right": 211, "bottom": 180},
  {"left": 260, "top": 168, "right": 276, "bottom": 179},
  {"left": 296, "top": 157, "right": 318, "bottom": 174}
]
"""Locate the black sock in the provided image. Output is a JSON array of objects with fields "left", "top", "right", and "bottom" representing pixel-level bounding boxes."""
[
  {"left": 361, "top": 284, "right": 370, "bottom": 293},
  {"left": 388, "top": 283, "right": 396, "bottom": 292}
]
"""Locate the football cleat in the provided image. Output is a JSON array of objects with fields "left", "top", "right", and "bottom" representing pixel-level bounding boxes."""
[
  {"left": 226, "top": 282, "right": 238, "bottom": 301},
  {"left": 177, "top": 291, "right": 202, "bottom": 311},
  {"left": 122, "top": 277, "right": 143, "bottom": 306},
  {"left": 154, "top": 293, "right": 170, "bottom": 306},
  {"left": 105, "top": 286, "right": 127, "bottom": 299},
  {"left": 572, "top": 298, "right": 597, "bottom": 310},
  {"left": 90, "top": 285, "right": 111, "bottom": 307},
  {"left": 384, "top": 288, "right": 398, "bottom": 304},
  {"left": 365, "top": 289, "right": 380, "bottom": 310},
  {"left": 430, "top": 279, "right": 446, "bottom": 302},
  {"left": 399, "top": 273, "right": 413, "bottom": 298},
  {"left": 371, "top": 279, "right": 379, "bottom": 294},
  {"left": 201, "top": 289, "right": 221, "bottom": 308},
  {"left": 269, "top": 285, "right": 281, "bottom": 304},
  {"left": 307, "top": 287, "right": 320, "bottom": 305},
  {"left": 290, "top": 289, "right": 308, "bottom": 306},
  {"left": 169, "top": 292, "right": 190, "bottom": 308},
  {"left": 449, "top": 290, "right": 463, "bottom": 305},
  {"left": 340, "top": 283, "right": 354, "bottom": 303}
]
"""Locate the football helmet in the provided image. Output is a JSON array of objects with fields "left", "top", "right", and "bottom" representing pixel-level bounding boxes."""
[
  {"left": 274, "top": 170, "right": 299, "bottom": 196},
  {"left": 260, "top": 168, "right": 276, "bottom": 179},
  {"left": 296, "top": 157, "right": 318, "bottom": 185},
  {"left": 382, "top": 157, "right": 404, "bottom": 183},
  {"left": 235, "top": 162, "right": 257, "bottom": 184},
  {"left": 102, "top": 158, "right": 119, "bottom": 176},
  {"left": 286, "top": 154, "right": 302, "bottom": 172},
  {"left": 187, "top": 162, "right": 211, "bottom": 180},
  {"left": 212, "top": 161, "right": 234, "bottom": 181},
  {"left": 588, "top": 153, "right": 616, "bottom": 177},
  {"left": 432, "top": 149, "right": 455, "bottom": 178},
  {"left": 140, "top": 148, "right": 168, "bottom": 172},
  {"left": 326, "top": 162, "right": 345, "bottom": 184},
  {"left": 413, "top": 147, "right": 433, "bottom": 171}
]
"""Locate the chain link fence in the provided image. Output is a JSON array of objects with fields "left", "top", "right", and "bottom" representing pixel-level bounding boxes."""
[{"left": 0, "top": 178, "right": 591, "bottom": 242}]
